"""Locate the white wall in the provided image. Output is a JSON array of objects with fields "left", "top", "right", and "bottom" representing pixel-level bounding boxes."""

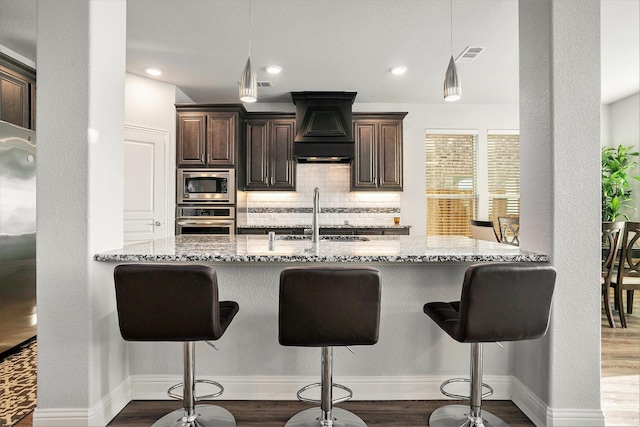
[{"left": 606, "top": 92, "right": 640, "bottom": 219}]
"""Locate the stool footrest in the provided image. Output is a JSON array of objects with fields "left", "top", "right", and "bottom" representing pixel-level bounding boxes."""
[
  {"left": 296, "top": 382, "right": 353, "bottom": 405},
  {"left": 168, "top": 379, "right": 224, "bottom": 401},
  {"left": 440, "top": 378, "right": 493, "bottom": 400}
]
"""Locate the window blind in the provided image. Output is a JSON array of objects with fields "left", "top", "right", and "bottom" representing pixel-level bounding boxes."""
[
  {"left": 425, "top": 133, "right": 477, "bottom": 236},
  {"left": 487, "top": 133, "right": 520, "bottom": 225}
]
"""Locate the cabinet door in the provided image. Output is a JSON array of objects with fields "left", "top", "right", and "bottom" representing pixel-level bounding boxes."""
[
  {"left": 378, "top": 121, "right": 403, "bottom": 190},
  {"left": 245, "top": 120, "right": 270, "bottom": 189},
  {"left": 206, "top": 112, "right": 236, "bottom": 167},
  {"left": 177, "top": 113, "right": 206, "bottom": 166},
  {"left": 269, "top": 119, "right": 295, "bottom": 190},
  {"left": 0, "top": 68, "right": 31, "bottom": 129},
  {"left": 351, "top": 121, "right": 378, "bottom": 190}
]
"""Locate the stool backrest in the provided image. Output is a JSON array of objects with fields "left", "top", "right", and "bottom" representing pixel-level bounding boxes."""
[
  {"left": 457, "top": 263, "right": 556, "bottom": 342},
  {"left": 114, "top": 264, "right": 227, "bottom": 341},
  {"left": 279, "top": 267, "right": 381, "bottom": 347}
]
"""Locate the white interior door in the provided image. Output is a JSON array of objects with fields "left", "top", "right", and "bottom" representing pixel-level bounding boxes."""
[{"left": 124, "top": 125, "right": 169, "bottom": 243}]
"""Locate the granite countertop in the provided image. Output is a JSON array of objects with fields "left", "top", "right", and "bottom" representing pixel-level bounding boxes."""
[{"left": 94, "top": 235, "right": 548, "bottom": 263}]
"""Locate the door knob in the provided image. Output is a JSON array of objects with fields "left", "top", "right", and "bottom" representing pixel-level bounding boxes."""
[{"left": 154, "top": 221, "right": 161, "bottom": 226}]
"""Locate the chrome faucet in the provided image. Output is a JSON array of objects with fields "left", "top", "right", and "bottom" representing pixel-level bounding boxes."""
[{"left": 312, "top": 187, "right": 320, "bottom": 243}]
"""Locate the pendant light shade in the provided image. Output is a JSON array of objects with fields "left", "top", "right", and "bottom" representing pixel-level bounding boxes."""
[
  {"left": 444, "top": 55, "right": 461, "bottom": 101},
  {"left": 239, "top": 56, "right": 257, "bottom": 103},
  {"left": 444, "top": 0, "right": 461, "bottom": 102}
]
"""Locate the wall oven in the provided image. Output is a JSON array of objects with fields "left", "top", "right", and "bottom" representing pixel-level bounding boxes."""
[
  {"left": 176, "top": 206, "right": 235, "bottom": 235},
  {"left": 178, "top": 168, "right": 235, "bottom": 204}
]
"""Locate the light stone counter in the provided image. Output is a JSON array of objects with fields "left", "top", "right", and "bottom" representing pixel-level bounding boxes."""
[{"left": 94, "top": 234, "right": 547, "bottom": 263}]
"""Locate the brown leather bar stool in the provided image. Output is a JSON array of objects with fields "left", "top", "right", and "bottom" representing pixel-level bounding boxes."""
[
  {"left": 279, "top": 267, "right": 381, "bottom": 427},
  {"left": 424, "top": 263, "right": 556, "bottom": 427},
  {"left": 114, "top": 264, "right": 239, "bottom": 427}
]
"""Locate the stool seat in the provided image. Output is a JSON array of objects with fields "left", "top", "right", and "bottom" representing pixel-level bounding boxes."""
[
  {"left": 424, "top": 263, "right": 556, "bottom": 427},
  {"left": 279, "top": 267, "right": 381, "bottom": 427},
  {"left": 114, "top": 264, "right": 239, "bottom": 427}
]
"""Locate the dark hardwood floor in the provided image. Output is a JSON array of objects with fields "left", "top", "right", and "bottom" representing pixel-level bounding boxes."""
[{"left": 106, "top": 400, "right": 534, "bottom": 426}]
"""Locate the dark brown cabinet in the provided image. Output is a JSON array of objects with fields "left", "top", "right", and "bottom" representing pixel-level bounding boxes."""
[
  {"left": 176, "top": 105, "right": 246, "bottom": 167},
  {"left": 0, "top": 53, "right": 36, "bottom": 130},
  {"left": 245, "top": 114, "right": 295, "bottom": 190},
  {"left": 351, "top": 113, "right": 406, "bottom": 191}
]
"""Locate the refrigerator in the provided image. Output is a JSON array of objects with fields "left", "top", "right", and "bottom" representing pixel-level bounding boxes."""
[{"left": 0, "top": 120, "right": 36, "bottom": 357}]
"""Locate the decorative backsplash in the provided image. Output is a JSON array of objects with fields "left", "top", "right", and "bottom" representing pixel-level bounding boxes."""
[{"left": 243, "top": 164, "right": 401, "bottom": 226}]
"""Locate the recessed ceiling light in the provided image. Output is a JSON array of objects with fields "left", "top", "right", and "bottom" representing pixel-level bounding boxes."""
[
  {"left": 265, "top": 65, "right": 282, "bottom": 74},
  {"left": 391, "top": 66, "right": 407, "bottom": 75},
  {"left": 145, "top": 67, "right": 162, "bottom": 76}
]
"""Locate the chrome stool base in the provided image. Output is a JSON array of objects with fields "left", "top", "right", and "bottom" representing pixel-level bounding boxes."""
[
  {"left": 284, "top": 407, "right": 367, "bottom": 427},
  {"left": 151, "top": 404, "right": 236, "bottom": 427},
  {"left": 429, "top": 405, "right": 509, "bottom": 427}
]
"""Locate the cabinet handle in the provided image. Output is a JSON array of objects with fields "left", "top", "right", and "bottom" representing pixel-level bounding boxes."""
[{"left": 271, "top": 177, "right": 275, "bottom": 186}]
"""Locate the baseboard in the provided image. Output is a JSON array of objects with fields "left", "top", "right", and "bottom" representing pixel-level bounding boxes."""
[
  {"left": 33, "top": 374, "right": 604, "bottom": 426},
  {"left": 511, "top": 377, "right": 605, "bottom": 427},
  {"left": 32, "top": 377, "right": 130, "bottom": 427},
  {"left": 129, "top": 374, "right": 514, "bottom": 401}
]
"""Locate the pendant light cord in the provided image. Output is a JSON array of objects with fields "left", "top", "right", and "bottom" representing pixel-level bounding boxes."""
[
  {"left": 450, "top": 0, "right": 453, "bottom": 55},
  {"left": 248, "top": 0, "right": 252, "bottom": 57}
]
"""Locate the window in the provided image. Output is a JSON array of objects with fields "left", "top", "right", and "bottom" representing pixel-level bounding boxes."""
[
  {"left": 487, "top": 133, "right": 520, "bottom": 224},
  {"left": 425, "top": 133, "right": 478, "bottom": 236}
]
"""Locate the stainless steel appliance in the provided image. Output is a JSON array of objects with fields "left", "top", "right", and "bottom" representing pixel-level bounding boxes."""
[
  {"left": 176, "top": 206, "right": 235, "bottom": 235},
  {"left": 0, "top": 120, "right": 36, "bottom": 356},
  {"left": 178, "top": 168, "right": 234, "bottom": 204}
]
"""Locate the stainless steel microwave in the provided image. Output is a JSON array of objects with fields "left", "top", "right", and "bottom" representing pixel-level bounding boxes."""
[{"left": 177, "top": 168, "right": 235, "bottom": 204}]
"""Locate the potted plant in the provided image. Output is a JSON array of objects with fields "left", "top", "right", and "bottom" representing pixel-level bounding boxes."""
[{"left": 602, "top": 144, "right": 640, "bottom": 221}]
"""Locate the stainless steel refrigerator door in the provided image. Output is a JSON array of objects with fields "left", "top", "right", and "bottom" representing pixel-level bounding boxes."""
[{"left": 0, "top": 120, "right": 37, "bottom": 356}]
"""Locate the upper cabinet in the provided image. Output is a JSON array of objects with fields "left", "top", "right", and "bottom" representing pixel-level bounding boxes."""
[
  {"left": 176, "top": 105, "right": 246, "bottom": 167},
  {"left": 245, "top": 114, "right": 296, "bottom": 191},
  {"left": 351, "top": 113, "right": 406, "bottom": 191},
  {"left": 0, "top": 53, "right": 36, "bottom": 130}
]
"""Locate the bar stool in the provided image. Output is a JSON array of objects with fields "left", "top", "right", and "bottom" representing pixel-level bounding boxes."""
[
  {"left": 114, "top": 264, "right": 239, "bottom": 427},
  {"left": 279, "top": 266, "right": 381, "bottom": 427},
  {"left": 424, "top": 263, "right": 556, "bottom": 427}
]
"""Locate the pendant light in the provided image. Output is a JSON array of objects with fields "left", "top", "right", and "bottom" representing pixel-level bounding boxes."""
[
  {"left": 444, "top": 0, "right": 461, "bottom": 102},
  {"left": 239, "top": 0, "right": 257, "bottom": 103}
]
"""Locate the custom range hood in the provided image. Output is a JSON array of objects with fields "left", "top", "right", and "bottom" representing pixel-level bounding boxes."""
[{"left": 292, "top": 91, "right": 357, "bottom": 163}]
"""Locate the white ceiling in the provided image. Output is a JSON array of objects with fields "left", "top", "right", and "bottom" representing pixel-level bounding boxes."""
[{"left": 0, "top": 0, "right": 638, "bottom": 105}]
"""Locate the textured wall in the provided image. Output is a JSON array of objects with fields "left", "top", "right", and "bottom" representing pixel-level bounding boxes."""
[
  {"left": 518, "top": 0, "right": 603, "bottom": 424},
  {"left": 35, "top": 0, "right": 127, "bottom": 419}
]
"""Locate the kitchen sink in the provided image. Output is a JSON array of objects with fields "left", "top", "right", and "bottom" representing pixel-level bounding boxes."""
[{"left": 276, "top": 235, "right": 370, "bottom": 242}]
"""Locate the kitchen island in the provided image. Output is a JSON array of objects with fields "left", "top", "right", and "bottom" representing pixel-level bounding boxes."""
[{"left": 94, "top": 235, "right": 548, "bottom": 402}]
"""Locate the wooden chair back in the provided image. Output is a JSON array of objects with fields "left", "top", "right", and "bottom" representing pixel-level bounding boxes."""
[
  {"left": 601, "top": 221, "right": 625, "bottom": 327},
  {"left": 615, "top": 221, "right": 640, "bottom": 327}
]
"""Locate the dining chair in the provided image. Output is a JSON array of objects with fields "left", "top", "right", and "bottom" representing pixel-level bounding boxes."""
[
  {"left": 602, "top": 221, "right": 625, "bottom": 328},
  {"left": 498, "top": 216, "right": 520, "bottom": 246},
  {"left": 469, "top": 219, "right": 499, "bottom": 243},
  {"left": 613, "top": 221, "right": 640, "bottom": 328}
]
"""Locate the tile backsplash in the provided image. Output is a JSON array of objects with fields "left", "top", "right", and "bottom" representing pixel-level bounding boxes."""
[{"left": 242, "top": 164, "right": 401, "bottom": 226}]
